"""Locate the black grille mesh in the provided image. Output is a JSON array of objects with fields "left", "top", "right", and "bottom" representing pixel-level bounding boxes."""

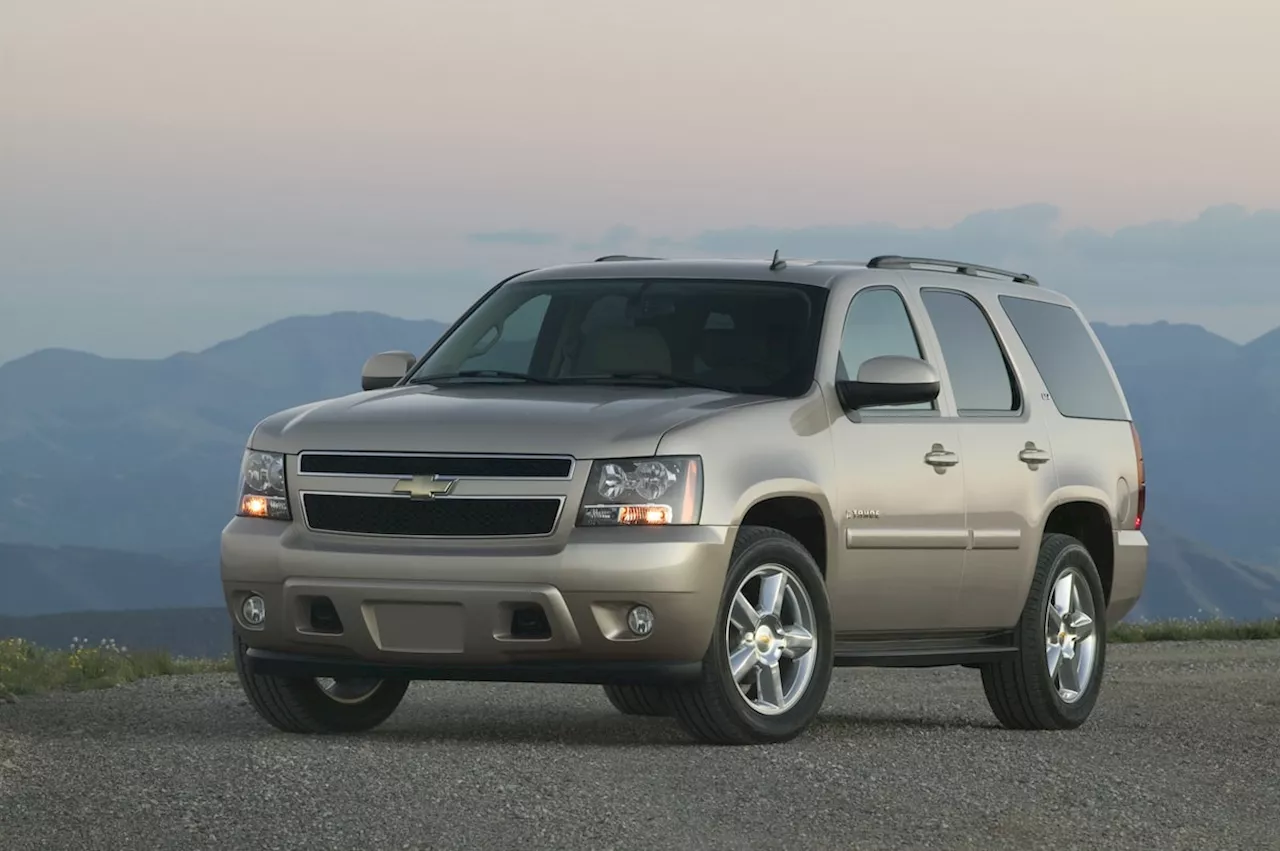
[
  {"left": 299, "top": 454, "right": 572, "bottom": 479},
  {"left": 303, "top": 494, "right": 562, "bottom": 537}
]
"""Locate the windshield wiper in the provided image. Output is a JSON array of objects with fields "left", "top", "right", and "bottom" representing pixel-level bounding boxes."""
[
  {"left": 567, "top": 372, "right": 736, "bottom": 392},
  {"left": 409, "top": 370, "right": 561, "bottom": 385}
]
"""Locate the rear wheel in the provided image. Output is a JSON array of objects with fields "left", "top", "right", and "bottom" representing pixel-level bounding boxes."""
[
  {"left": 667, "top": 526, "right": 833, "bottom": 745},
  {"left": 233, "top": 634, "right": 410, "bottom": 734},
  {"left": 601, "top": 683, "right": 670, "bottom": 716},
  {"left": 980, "top": 533, "right": 1107, "bottom": 730}
]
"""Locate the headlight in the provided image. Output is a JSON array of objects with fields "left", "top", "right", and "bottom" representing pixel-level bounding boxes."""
[
  {"left": 236, "top": 450, "right": 292, "bottom": 520},
  {"left": 577, "top": 456, "right": 702, "bottom": 527}
]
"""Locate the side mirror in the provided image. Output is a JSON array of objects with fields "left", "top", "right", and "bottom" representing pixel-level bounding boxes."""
[
  {"left": 835, "top": 355, "right": 940, "bottom": 411},
  {"left": 361, "top": 351, "right": 417, "bottom": 391}
]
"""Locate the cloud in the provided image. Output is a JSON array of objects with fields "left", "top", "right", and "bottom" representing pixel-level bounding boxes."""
[
  {"left": 637, "top": 204, "right": 1280, "bottom": 318},
  {"left": 572, "top": 224, "right": 642, "bottom": 253},
  {"left": 1063, "top": 204, "right": 1280, "bottom": 266},
  {"left": 668, "top": 202, "right": 1280, "bottom": 269},
  {"left": 681, "top": 204, "right": 1064, "bottom": 262},
  {"left": 467, "top": 230, "right": 561, "bottom": 246}
]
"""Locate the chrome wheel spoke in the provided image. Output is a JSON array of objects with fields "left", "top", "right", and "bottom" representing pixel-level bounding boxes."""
[
  {"left": 1075, "top": 639, "right": 1096, "bottom": 691},
  {"left": 729, "top": 645, "right": 759, "bottom": 683},
  {"left": 757, "top": 572, "right": 787, "bottom": 619},
  {"left": 1068, "top": 611, "right": 1094, "bottom": 640},
  {"left": 1057, "top": 653, "right": 1081, "bottom": 696},
  {"left": 757, "top": 662, "right": 785, "bottom": 708},
  {"left": 730, "top": 591, "right": 760, "bottom": 631},
  {"left": 1046, "top": 605, "right": 1064, "bottom": 631},
  {"left": 1046, "top": 644, "right": 1063, "bottom": 679},
  {"left": 1051, "top": 574, "right": 1073, "bottom": 619},
  {"left": 317, "top": 677, "right": 382, "bottom": 705},
  {"left": 781, "top": 626, "right": 814, "bottom": 659}
]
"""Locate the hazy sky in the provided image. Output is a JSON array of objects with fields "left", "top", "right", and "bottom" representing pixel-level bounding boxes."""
[{"left": 3, "top": 0, "right": 1280, "bottom": 364}]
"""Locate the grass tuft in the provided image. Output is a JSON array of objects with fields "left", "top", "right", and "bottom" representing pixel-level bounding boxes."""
[
  {"left": 0, "top": 636, "right": 233, "bottom": 698},
  {"left": 1110, "top": 617, "right": 1280, "bottom": 643}
]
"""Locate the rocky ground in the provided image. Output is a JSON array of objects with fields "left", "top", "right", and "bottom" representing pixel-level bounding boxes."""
[{"left": 2, "top": 641, "right": 1278, "bottom": 850}]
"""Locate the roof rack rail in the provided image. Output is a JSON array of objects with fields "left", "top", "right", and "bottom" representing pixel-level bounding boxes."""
[
  {"left": 866, "top": 255, "right": 1039, "bottom": 286},
  {"left": 594, "top": 254, "right": 663, "bottom": 262}
]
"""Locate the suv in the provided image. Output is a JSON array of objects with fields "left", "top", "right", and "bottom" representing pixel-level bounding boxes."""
[{"left": 223, "top": 253, "right": 1147, "bottom": 745}]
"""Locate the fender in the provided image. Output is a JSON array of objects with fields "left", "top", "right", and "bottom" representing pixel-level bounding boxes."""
[
  {"left": 1006, "top": 485, "right": 1116, "bottom": 608},
  {"left": 720, "top": 478, "right": 840, "bottom": 574}
]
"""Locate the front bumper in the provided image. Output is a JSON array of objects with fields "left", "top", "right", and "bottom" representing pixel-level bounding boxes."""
[{"left": 221, "top": 517, "right": 734, "bottom": 683}]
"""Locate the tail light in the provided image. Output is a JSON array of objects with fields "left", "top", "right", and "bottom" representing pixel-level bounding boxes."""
[{"left": 1131, "top": 422, "right": 1145, "bottom": 530}]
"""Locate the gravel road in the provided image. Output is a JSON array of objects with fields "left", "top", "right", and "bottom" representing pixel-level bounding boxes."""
[{"left": 2, "top": 641, "right": 1278, "bottom": 851}]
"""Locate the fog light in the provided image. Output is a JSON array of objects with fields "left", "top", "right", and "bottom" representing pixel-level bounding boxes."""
[
  {"left": 242, "top": 594, "right": 266, "bottom": 626},
  {"left": 627, "top": 604, "right": 655, "bottom": 637}
]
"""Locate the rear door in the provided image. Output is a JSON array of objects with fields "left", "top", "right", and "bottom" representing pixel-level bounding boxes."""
[
  {"left": 916, "top": 287, "right": 1059, "bottom": 630},
  {"left": 829, "top": 283, "right": 967, "bottom": 634}
]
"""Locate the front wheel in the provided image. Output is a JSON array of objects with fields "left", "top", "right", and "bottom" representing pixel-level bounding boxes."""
[
  {"left": 233, "top": 634, "right": 410, "bottom": 734},
  {"left": 980, "top": 533, "right": 1107, "bottom": 730},
  {"left": 601, "top": 683, "right": 670, "bottom": 716},
  {"left": 667, "top": 525, "right": 833, "bottom": 745}
]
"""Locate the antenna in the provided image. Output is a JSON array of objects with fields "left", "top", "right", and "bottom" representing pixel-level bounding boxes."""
[{"left": 769, "top": 249, "right": 786, "bottom": 271}]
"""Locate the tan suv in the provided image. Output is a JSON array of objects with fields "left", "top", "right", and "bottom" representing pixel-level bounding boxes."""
[{"left": 223, "top": 253, "right": 1147, "bottom": 745}]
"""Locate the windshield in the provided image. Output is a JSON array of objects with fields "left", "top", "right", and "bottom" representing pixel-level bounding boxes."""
[{"left": 408, "top": 277, "right": 829, "bottom": 397}]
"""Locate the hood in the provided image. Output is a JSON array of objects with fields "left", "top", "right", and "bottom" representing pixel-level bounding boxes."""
[{"left": 248, "top": 383, "right": 770, "bottom": 458}]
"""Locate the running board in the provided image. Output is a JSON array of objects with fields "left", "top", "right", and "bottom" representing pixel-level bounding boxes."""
[{"left": 833, "top": 631, "right": 1017, "bottom": 668}]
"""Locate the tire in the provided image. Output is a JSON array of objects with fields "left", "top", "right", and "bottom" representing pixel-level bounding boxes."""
[
  {"left": 601, "top": 683, "right": 670, "bottom": 716},
  {"left": 980, "top": 532, "right": 1108, "bottom": 731},
  {"left": 667, "top": 525, "right": 834, "bottom": 745},
  {"left": 233, "top": 633, "right": 410, "bottom": 734}
]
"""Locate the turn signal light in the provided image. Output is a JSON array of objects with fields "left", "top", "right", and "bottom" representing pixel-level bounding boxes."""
[
  {"left": 618, "top": 505, "right": 673, "bottom": 525},
  {"left": 240, "top": 494, "right": 270, "bottom": 518}
]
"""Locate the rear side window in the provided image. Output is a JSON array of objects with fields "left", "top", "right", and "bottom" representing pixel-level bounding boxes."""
[
  {"left": 998, "top": 295, "right": 1128, "bottom": 421},
  {"left": 920, "top": 289, "right": 1020, "bottom": 415}
]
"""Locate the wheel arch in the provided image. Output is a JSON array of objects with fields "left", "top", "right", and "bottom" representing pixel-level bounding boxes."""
[
  {"left": 1036, "top": 491, "right": 1117, "bottom": 606},
  {"left": 729, "top": 483, "right": 836, "bottom": 579}
]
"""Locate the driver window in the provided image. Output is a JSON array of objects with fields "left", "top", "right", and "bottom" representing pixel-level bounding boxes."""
[
  {"left": 459, "top": 293, "right": 552, "bottom": 373},
  {"left": 838, "top": 287, "right": 933, "bottom": 411}
]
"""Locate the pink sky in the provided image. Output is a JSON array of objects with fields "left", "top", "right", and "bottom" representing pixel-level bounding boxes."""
[{"left": 3, "top": 0, "right": 1279, "bottom": 361}]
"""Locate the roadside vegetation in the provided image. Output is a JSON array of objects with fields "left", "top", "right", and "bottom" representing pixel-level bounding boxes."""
[
  {"left": 1110, "top": 617, "right": 1280, "bottom": 643},
  {"left": 2, "top": 619, "right": 1278, "bottom": 701},
  {"left": 0, "top": 636, "right": 232, "bottom": 700}
]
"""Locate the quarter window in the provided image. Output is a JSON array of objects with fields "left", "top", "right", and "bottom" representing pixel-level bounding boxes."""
[
  {"left": 920, "top": 289, "right": 1020, "bottom": 415},
  {"left": 838, "top": 287, "right": 932, "bottom": 412},
  {"left": 998, "top": 295, "right": 1127, "bottom": 420}
]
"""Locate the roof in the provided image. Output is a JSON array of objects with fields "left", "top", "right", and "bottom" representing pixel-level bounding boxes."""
[
  {"left": 512, "top": 254, "right": 1042, "bottom": 290},
  {"left": 515, "top": 257, "right": 858, "bottom": 287}
]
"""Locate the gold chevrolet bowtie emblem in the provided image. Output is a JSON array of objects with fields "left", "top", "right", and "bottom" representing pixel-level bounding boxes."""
[{"left": 392, "top": 475, "right": 457, "bottom": 500}]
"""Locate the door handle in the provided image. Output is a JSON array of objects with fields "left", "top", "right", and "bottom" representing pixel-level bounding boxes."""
[
  {"left": 1018, "top": 444, "right": 1051, "bottom": 466},
  {"left": 924, "top": 445, "right": 959, "bottom": 468}
]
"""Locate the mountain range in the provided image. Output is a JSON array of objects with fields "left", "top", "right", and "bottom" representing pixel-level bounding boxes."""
[{"left": 2, "top": 309, "right": 1280, "bottom": 626}]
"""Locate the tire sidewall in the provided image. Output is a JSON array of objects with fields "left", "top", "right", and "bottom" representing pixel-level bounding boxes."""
[
  {"left": 1032, "top": 539, "right": 1108, "bottom": 725},
  {"left": 705, "top": 530, "right": 834, "bottom": 740}
]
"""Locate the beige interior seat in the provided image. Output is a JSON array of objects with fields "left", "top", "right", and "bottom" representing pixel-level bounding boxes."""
[{"left": 576, "top": 326, "right": 673, "bottom": 375}]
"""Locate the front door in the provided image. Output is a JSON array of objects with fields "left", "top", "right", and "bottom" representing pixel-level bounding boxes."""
[
  {"left": 916, "top": 287, "right": 1059, "bottom": 631},
  {"left": 829, "top": 285, "right": 967, "bottom": 634}
]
